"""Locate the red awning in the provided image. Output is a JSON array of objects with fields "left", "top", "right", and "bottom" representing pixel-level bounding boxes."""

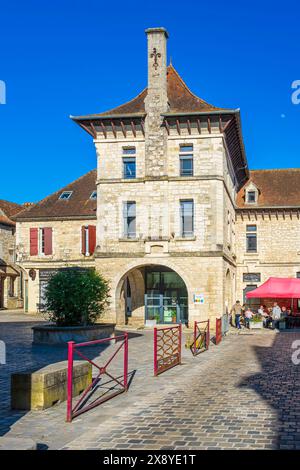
[{"left": 246, "top": 277, "right": 300, "bottom": 299}]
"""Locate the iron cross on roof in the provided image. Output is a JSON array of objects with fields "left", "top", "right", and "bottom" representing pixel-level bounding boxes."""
[{"left": 150, "top": 48, "right": 161, "bottom": 70}]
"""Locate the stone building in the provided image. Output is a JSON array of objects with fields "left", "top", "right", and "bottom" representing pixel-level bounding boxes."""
[
  {"left": 70, "top": 28, "right": 248, "bottom": 326},
  {"left": 0, "top": 200, "right": 23, "bottom": 309},
  {"left": 236, "top": 169, "right": 300, "bottom": 311},
  {"left": 14, "top": 170, "right": 97, "bottom": 312},
  {"left": 14, "top": 28, "right": 300, "bottom": 325}
]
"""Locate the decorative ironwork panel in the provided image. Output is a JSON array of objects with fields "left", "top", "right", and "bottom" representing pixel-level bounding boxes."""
[
  {"left": 191, "top": 320, "right": 210, "bottom": 356},
  {"left": 154, "top": 324, "right": 182, "bottom": 376},
  {"left": 215, "top": 318, "right": 222, "bottom": 345}
]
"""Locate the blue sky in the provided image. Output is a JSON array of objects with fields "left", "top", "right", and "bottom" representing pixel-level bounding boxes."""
[{"left": 0, "top": 0, "right": 299, "bottom": 204}]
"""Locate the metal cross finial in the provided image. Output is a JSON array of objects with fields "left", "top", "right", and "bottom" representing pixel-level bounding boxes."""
[{"left": 150, "top": 48, "right": 161, "bottom": 70}]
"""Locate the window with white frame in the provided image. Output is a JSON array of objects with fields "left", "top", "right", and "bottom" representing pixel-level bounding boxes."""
[
  {"left": 179, "top": 144, "right": 193, "bottom": 176},
  {"left": 59, "top": 191, "right": 73, "bottom": 200},
  {"left": 246, "top": 190, "right": 257, "bottom": 204},
  {"left": 180, "top": 200, "right": 194, "bottom": 237},
  {"left": 123, "top": 147, "right": 136, "bottom": 179},
  {"left": 246, "top": 224, "right": 257, "bottom": 252},
  {"left": 123, "top": 201, "right": 136, "bottom": 238}
]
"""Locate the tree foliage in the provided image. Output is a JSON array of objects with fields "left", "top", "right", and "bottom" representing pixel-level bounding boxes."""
[{"left": 44, "top": 269, "right": 110, "bottom": 326}]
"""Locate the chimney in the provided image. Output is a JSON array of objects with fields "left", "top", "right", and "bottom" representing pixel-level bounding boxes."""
[{"left": 144, "top": 27, "right": 169, "bottom": 177}]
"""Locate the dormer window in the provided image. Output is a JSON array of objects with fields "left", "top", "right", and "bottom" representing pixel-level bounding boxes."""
[
  {"left": 90, "top": 191, "right": 97, "bottom": 200},
  {"left": 59, "top": 191, "right": 73, "bottom": 200},
  {"left": 245, "top": 183, "right": 259, "bottom": 205},
  {"left": 247, "top": 191, "right": 256, "bottom": 203}
]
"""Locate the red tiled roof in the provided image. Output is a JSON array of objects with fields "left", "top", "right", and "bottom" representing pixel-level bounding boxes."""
[
  {"left": 237, "top": 169, "right": 300, "bottom": 208},
  {"left": 72, "top": 65, "right": 233, "bottom": 120},
  {"left": 14, "top": 170, "right": 97, "bottom": 220},
  {"left": 0, "top": 200, "right": 23, "bottom": 226}
]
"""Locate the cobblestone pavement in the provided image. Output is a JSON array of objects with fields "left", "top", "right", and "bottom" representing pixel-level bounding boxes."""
[{"left": 1, "top": 311, "right": 300, "bottom": 450}]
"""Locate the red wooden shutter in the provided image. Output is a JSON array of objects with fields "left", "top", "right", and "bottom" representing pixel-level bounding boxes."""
[
  {"left": 88, "top": 225, "right": 96, "bottom": 255},
  {"left": 81, "top": 226, "right": 86, "bottom": 255},
  {"left": 29, "top": 228, "right": 38, "bottom": 256},
  {"left": 44, "top": 228, "right": 53, "bottom": 255}
]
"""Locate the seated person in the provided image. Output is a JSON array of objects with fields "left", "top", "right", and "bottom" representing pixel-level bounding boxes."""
[{"left": 258, "top": 304, "right": 271, "bottom": 327}]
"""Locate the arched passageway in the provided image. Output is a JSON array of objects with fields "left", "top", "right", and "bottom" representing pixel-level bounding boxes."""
[{"left": 116, "top": 264, "right": 188, "bottom": 326}]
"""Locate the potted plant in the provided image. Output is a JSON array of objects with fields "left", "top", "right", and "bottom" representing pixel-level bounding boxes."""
[
  {"left": 249, "top": 314, "right": 263, "bottom": 329},
  {"left": 32, "top": 269, "right": 113, "bottom": 344}
]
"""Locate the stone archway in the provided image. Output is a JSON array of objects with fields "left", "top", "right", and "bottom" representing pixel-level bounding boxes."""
[{"left": 115, "top": 262, "right": 189, "bottom": 327}]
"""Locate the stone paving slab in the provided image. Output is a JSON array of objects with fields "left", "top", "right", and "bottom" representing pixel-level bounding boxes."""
[{"left": 1, "top": 311, "right": 300, "bottom": 450}]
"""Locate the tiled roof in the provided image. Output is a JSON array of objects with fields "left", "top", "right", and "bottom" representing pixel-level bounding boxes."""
[
  {"left": 0, "top": 200, "right": 23, "bottom": 226},
  {"left": 14, "top": 170, "right": 97, "bottom": 220},
  {"left": 72, "top": 65, "right": 233, "bottom": 120},
  {"left": 237, "top": 169, "right": 300, "bottom": 208}
]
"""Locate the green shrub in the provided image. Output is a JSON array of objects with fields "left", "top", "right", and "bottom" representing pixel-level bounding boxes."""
[{"left": 44, "top": 269, "right": 110, "bottom": 326}]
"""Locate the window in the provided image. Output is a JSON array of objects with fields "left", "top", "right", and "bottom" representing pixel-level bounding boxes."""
[
  {"left": 246, "top": 224, "right": 257, "bottom": 252},
  {"left": 179, "top": 144, "right": 193, "bottom": 176},
  {"left": 81, "top": 225, "right": 96, "bottom": 256},
  {"left": 296, "top": 272, "right": 300, "bottom": 279},
  {"left": 59, "top": 191, "right": 73, "bottom": 200},
  {"left": 123, "top": 202, "right": 136, "bottom": 238},
  {"left": 9, "top": 277, "right": 15, "bottom": 297},
  {"left": 123, "top": 157, "right": 136, "bottom": 179},
  {"left": 30, "top": 227, "right": 52, "bottom": 256},
  {"left": 123, "top": 147, "right": 136, "bottom": 155},
  {"left": 246, "top": 190, "right": 256, "bottom": 203},
  {"left": 90, "top": 190, "right": 97, "bottom": 200},
  {"left": 180, "top": 200, "right": 194, "bottom": 237}
]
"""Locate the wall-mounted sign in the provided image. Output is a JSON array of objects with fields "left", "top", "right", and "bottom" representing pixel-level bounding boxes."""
[
  {"left": 243, "top": 273, "right": 261, "bottom": 283},
  {"left": 194, "top": 294, "right": 204, "bottom": 304}
]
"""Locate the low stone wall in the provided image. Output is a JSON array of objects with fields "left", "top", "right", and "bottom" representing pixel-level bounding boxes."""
[{"left": 32, "top": 323, "right": 115, "bottom": 345}]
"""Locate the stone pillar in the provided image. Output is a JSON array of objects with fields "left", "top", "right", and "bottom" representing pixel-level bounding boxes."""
[{"left": 144, "top": 27, "right": 169, "bottom": 177}]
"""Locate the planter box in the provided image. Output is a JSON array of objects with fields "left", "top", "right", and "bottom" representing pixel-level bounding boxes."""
[
  {"left": 32, "top": 323, "right": 115, "bottom": 345},
  {"left": 249, "top": 321, "right": 263, "bottom": 329},
  {"left": 279, "top": 321, "right": 286, "bottom": 330},
  {"left": 145, "top": 319, "right": 157, "bottom": 327}
]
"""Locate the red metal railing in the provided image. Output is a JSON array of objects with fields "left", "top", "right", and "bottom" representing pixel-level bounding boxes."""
[
  {"left": 215, "top": 318, "right": 222, "bottom": 345},
  {"left": 154, "top": 324, "right": 182, "bottom": 376},
  {"left": 66, "top": 333, "right": 128, "bottom": 422},
  {"left": 191, "top": 320, "right": 210, "bottom": 356}
]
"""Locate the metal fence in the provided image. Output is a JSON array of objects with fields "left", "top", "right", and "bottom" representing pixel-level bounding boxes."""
[
  {"left": 221, "top": 313, "right": 230, "bottom": 336},
  {"left": 66, "top": 333, "right": 128, "bottom": 422},
  {"left": 191, "top": 320, "right": 210, "bottom": 356},
  {"left": 154, "top": 324, "right": 182, "bottom": 376},
  {"left": 215, "top": 317, "right": 222, "bottom": 345}
]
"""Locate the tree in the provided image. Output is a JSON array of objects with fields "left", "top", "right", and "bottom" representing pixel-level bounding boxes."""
[{"left": 44, "top": 269, "right": 110, "bottom": 326}]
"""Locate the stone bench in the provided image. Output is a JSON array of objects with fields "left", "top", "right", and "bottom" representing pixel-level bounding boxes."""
[{"left": 11, "top": 361, "right": 92, "bottom": 410}]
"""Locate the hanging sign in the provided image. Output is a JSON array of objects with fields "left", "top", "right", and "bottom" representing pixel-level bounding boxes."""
[{"left": 194, "top": 294, "right": 204, "bottom": 304}]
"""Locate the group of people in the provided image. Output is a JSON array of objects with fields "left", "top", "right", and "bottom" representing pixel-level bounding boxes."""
[{"left": 230, "top": 300, "right": 290, "bottom": 331}]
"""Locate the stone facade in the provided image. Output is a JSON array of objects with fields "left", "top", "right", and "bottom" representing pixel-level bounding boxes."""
[
  {"left": 236, "top": 210, "right": 300, "bottom": 306},
  {"left": 15, "top": 219, "right": 96, "bottom": 313},
  {"left": 0, "top": 201, "right": 23, "bottom": 309}
]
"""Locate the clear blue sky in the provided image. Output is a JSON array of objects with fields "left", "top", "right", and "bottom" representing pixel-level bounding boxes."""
[{"left": 0, "top": 0, "right": 299, "bottom": 204}]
